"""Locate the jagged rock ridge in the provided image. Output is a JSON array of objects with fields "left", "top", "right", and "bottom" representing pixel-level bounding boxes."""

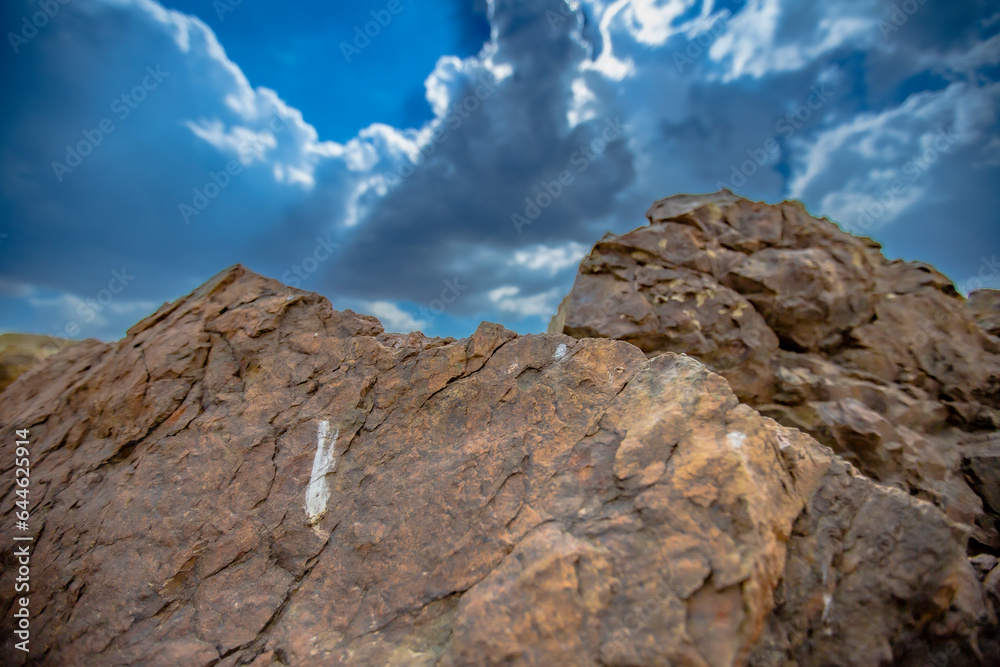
[{"left": 0, "top": 264, "right": 994, "bottom": 665}]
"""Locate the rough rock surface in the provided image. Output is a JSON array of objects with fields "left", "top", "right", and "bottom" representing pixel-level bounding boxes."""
[
  {"left": 551, "top": 191, "right": 1000, "bottom": 556},
  {"left": 0, "top": 334, "right": 75, "bottom": 393},
  {"left": 1, "top": 266, "right": 994, "bottom": 665},
  {"left": 967, "top": 289, "right": 1000, "bottom": 338}
]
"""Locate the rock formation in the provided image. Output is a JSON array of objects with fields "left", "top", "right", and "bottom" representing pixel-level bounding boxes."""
[
  {"left": 2, "top": 265, "right": 995, "bottom": 665},
  {"left": 967, "top": 289, "right": 1000, "bottom": 338},
  {"left": 551, "top": 191, "right": 1000, "bottom": 561},
  {"left": 0, "top": 334, "right": 74, "bottom": 393}
]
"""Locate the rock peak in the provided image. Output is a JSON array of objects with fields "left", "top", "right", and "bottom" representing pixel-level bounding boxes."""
[{"left": 2, "top": 196, "right": 998, "bottom": 665}]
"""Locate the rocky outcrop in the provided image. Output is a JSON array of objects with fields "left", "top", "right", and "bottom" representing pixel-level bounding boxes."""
[
  {"left": 0, "top": 334, "right": 75, "bottom": 393},
  {"left": 551, "top": 192, "right": 1000, "bottom": 559},
  {"left": 2, "top": 265, "right": 994, "bottom": 665},
  {"left": 968, "top": 289, "right": 1000, "bottom": 338}
]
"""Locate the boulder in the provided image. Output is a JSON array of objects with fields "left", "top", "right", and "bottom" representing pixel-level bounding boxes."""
[
  {"left": 552, "top": 191, "right": 1000, "bottom": 554},
  {"left": 967, "top": 289, "right": 1000, "bottom": 338},
  {"left": 2, "top": 266, "right": 993, "bottom": 665}
]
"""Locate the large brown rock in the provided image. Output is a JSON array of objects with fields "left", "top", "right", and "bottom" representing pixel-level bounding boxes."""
[
  {"left": 552, "top": 191, "right": 1000, "bottom": 554},
  {"left": 1, "top": 266, "right": 993, "bottom": 665},
  {"left": 967, "top": 289, "right": 1000, "bottom": 338}
]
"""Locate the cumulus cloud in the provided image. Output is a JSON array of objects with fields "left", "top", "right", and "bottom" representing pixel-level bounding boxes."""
[
  {"left": 510, "top": 242, "right": 590, "bottom": 274},
  {"left": 359, "top": 300, "right": 429, "bottom": 332},
  {"left": 488, "top": 285, "right": 564, "bottom": 318},
  {"left": 789, "top": 81, "right": 1000, "bottom": 233},
  {"left": 1, "top": 0, "right": 998, "bottom": 342}
]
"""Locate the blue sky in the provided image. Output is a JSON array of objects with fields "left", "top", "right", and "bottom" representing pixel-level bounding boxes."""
[{"left": 1, "top": 0, "right": 998, "bottom": 341}]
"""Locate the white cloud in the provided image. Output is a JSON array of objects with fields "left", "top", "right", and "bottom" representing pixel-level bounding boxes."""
[
  {"left": 4, "top": 0, "right": 999, "bottom": 343},
  {"left": 360, "top": 301, "right": 429, "bottom": 332},
  {"left": 488, "top": 286, "right": 520, "bottom": 302},
  {"left": 619, "top": 0, "right": 693, "bottom": 46},
  {"left": 186, "top": 120, "right": 278, "bottom": 165},
  {"left": 788, "top": 80, "right": 1000, "bottom": 230},
  {"left": 24, "top": 290, "right": 160, "bottom": 340},
  {"left": 708, "top": 0, "right": 880, "bottom": 81},
  {"left": 488, "top": 286, "right": 563, "bottom": 318},
  {"left": 510, "top": 242, "right": 589, "bottom": 275},
  {"left": 581, "top": 0, "right": 637, "bottom": 81}
]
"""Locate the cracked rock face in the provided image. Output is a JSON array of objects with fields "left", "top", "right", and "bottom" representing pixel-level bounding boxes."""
[
  {"left": 0, "top": 265, "right": 995, "bottom": 666},
  {"left": 551, "top": 191, "right": 1000, "bottom": 556}
]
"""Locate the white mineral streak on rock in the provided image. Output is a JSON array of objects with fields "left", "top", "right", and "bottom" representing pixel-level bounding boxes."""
[{"left": 306, "top": 420, "right": 338, "bottom": 524}]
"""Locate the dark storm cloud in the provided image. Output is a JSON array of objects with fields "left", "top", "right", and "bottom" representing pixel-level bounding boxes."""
[
  {"left": 1, "top": 0, "right": 998, "bottom": 341},
  {"left": 319, "top": 0, "right": 636, "bottom": 315}
]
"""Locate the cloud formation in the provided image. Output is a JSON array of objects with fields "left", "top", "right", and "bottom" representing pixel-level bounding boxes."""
[{"left": 1, "top": 0, "right": 997, "bottom": 341}]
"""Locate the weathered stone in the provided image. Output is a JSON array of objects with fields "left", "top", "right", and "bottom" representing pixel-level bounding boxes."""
[
  {"left": 552, "top": 191, "right": 1000, "bottom": 555},
  {"left": 2, "top": 265, "right": 993, "bottom": 665},
  {"left": 968, "top": 289, "right": 1000, "bottom": 337}
]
